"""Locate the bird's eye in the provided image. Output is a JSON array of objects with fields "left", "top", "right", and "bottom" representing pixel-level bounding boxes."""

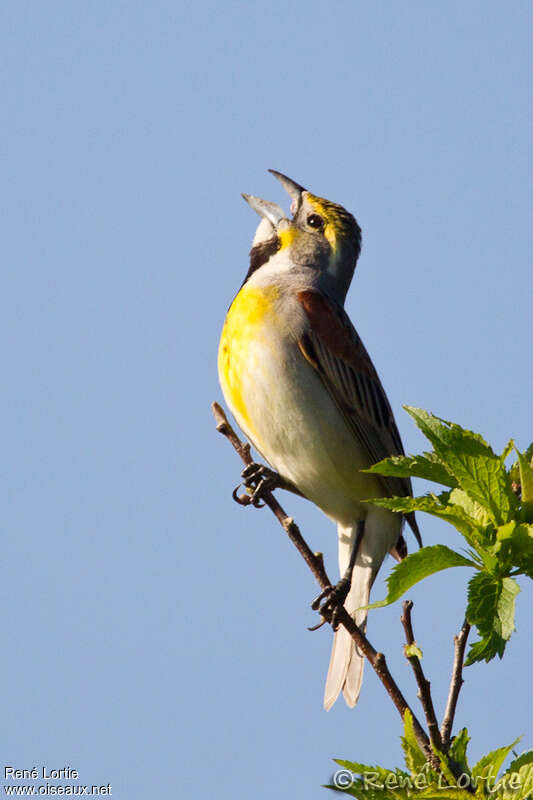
[{"left": 307, "top": 213, "right": 324, "bottom": 230}]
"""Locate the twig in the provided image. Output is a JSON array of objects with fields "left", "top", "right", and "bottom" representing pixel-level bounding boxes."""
[
  {"left": 212, "top": 401, "right": 330, "bottom": 587},
  {"left": 440, "top": 619, "right": 471, "bottom": 750},
  {"left": 401, "top": 600, "right": 443, "bottom": 753},
  {"left": 212, "top": 401, "right": 432, "bottom": 756}
]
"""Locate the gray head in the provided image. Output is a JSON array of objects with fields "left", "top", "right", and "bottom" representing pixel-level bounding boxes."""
[{"left": 242, "top": 170, "right": 362, "bottom": 303}]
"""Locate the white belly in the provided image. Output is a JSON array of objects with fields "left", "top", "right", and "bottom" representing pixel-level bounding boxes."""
[{"left": 221, "top": 319, "right": 384, "bottom": 525}]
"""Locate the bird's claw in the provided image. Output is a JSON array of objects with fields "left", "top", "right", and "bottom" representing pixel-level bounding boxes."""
[
  {"left": 231, "top": 462, "right": 284, "bottom": 507},
  {"left": 242, "top": 463, "right": 281, "bottom": 491},
  {"left": 310, "top": 576, "right": 351, "bottom": 631},
  {"left": 231, "top": 484, "right": 265, "bottom": 508}
]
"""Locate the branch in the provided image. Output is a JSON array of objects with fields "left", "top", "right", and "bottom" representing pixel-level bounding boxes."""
[
  {"left": 212, "top": 401, "right": 329, "bottom": 588},
  {"left": 212, "top": 401, "right": 432, "bottom": 756},
  {"left": 401, "top": 600, "right": 443, "bottom": 753},
  {"left": 440, "top": 619, "right": 471, "bottom": 750}
]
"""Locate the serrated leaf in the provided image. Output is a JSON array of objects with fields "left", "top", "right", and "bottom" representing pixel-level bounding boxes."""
[
  {"left": 404, "top": 407, "right": 516, "bottom": 525},
  {"left": 332, "top": 760, "right": 410, "bottom": 799},
  {"left": 334, "top": 759, "right": 384, "bottom": 774},
  {"left": 364, "top": 545, "right": 476, "bottom": 610},
  {"left": 496, "top": 578, "right": 520, "bottom": 638},
  {"left": 325, "top": 785, "right": 374, "bottom": 799},
  {"left": 366, "top": 452, "right": 458, "bottom": 488},
  {"left": 515, "top": 445, "right": 533, "bottom": 513},
  {"left": 418, "top": 790, "right": 473, "bottom": 799},
  {"left": 402, "top": 709, "right": 427, "bottom": 775},
  {"left": 492, "top": 522, "right": 533, "bottom": 575},
  {"left": 506, "top": 524, "right": 533, "bottom": 578},
  {"left": 471, "top": 738, "right": 521, "bottom": 792},
  {"left": 325, "top": 778, "right": 368, "bottom": 799},
  {"left": 448, "top": 489, "right": 492, "bottom": 526},
  {"left": 465, "top": 637, "right": 501, "bottom": 665},
  {"left": 326, "top": 780, "right": 406, "bottom": 800},
  {"left": 370, "top": 493, "right": 484, "bottom": 542},
  {"left": 465, "top": 574, "right": 520, "bottom": 665},
  {"left": 325, "top": 777, "right": 366, "bottom": 798},
  {"left": 501, "top": 439, "right": 515, "bottom": 463},
  {"left": 496, "top": 521, "right": 517, "bottom": 541},
  {"left": 503, "top": 443, "right": 530, "bottom": 490},
  {"left": 449, "top": 728, "right": 471, "bottom": 773},
  {"left": 431, "top": 745, "right": 459, "bottom": 786},
  {"left": 495, "top": 750, "right": 533, "bottom": 799}
]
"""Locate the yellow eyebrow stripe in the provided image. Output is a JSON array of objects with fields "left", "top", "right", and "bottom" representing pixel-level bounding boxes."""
[{"left": 306, "top": 194, "right": 338, "bottom": 251}]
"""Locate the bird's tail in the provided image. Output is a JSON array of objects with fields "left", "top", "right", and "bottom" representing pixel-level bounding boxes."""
[{"left": 324, "top": 515, "right": 398, "bottom": 710}]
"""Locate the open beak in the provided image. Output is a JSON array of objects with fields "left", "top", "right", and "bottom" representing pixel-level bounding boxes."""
[
  {"left": 268, "top": 169, "right": 305, "bottom": 201},
  {"left": 268, "top": 169, "right": 305, "bottom": 215},
  {"left": 242, "top": 170, "right": 306, "bottom": 226},
  {"left": 241, "top": 194, "right": 286, "bottom": 227}
]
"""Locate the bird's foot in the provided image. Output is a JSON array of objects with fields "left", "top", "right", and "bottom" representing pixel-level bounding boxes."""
[
  {"left": 231, "top": 463, "right": 286, "bottom": 508},
  {"left": 309, "top": 576, "right": 352, "bottom": 631}
]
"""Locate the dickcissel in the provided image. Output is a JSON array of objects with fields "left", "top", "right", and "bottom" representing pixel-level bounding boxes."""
[{"left": 218, "top": 170, "right": 421, "bottom": 710}]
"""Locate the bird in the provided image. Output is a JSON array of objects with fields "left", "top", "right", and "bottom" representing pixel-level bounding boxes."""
[{"left": 217, "top": 170, "right": 421, "bottom": 710}]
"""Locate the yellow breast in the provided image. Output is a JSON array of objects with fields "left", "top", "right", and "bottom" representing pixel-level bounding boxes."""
[{"left": 218, "top": 284, "right": 279, "bottom": 437}]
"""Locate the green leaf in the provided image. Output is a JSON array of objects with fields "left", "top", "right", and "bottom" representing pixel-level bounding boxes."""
[
  {"left": 510, "top": 443, "right": 533, "bottom": 484},
  {"left": 366, "top": 452, "right": 458, "bottom": 489},
  {"left": 334, "top": 759, "right": 385, "bottom": 774},
  {"left": 401, "top": 709, "right": 427, "bottom": 775},
  {"left": 418, "top": 789, "right": 473, "bottom": 799},
  {"left": 323, "top": 784, "right": 370, "bottom": 799},
  {"left": 431, "top": 745, "right": 460, "bottom": 786},
  {"left": 448, "top": 489, "right": 492, "bottom": 527},
  {"left": 493, "top": 523, "right": 533, "bottom": 577},
  {"left": 324, "top": 777, "right": 371, "bottom": 799},
  {"left": 449, "top": 728, "right": 470, "bottom": 774},
  {"left": 508, "top": 524, "right": 533, "bottom": 578},
  {"left": 405, "top": 643, "right": 423, "bottom": 659},
  {"left": 465, "top": 574, "right": 520, "bottom": 665},
  {"left": 471, "top": 738, "right": 521, "bottom": 793},
  {"left": 515, "top": 446, "right": 533, "bottom": 518},
  {"left": 500, "top": 439, "right": 515, "bottom": 463},
  {"left": 494, "top": 578, "right": 520, "bottom": 639},
  {"left": 495, "top": 750, "right": 533, "bottom": 799},
  {"left": 495, "top": 521, "right": 517, "bottom": 542},
  {"left": 404, "top": 407, "right": 516, "bottom": 525},
  {"left": 370, "top": 492, "right": 485, "bottom": 543},
  {"left": 331, "top": 760, "right": 410, "bottom": 799},
  {"left": 364, "top": 545, "right": 476, "bottom": 610}
]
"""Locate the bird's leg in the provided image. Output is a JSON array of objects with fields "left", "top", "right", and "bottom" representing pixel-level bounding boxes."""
[
  {"left": 232, "top": 462, "right": 303, "bottom": 508},
  {"left": 310, "top": 520, "right": 365, "bottom": 631}
]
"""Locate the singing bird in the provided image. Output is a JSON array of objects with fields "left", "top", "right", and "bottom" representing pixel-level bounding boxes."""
[{"left": 218, "top": 171, "right": 421, "bottom": 709}]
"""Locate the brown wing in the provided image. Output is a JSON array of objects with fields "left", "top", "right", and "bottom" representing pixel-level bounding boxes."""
[{"left": 297, "top": 289, "right": 421, "bottom": 547}]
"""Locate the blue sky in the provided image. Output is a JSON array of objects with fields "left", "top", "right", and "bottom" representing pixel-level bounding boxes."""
[{"left": 2, "top": 1, "right": 532, "bottom": 797}]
